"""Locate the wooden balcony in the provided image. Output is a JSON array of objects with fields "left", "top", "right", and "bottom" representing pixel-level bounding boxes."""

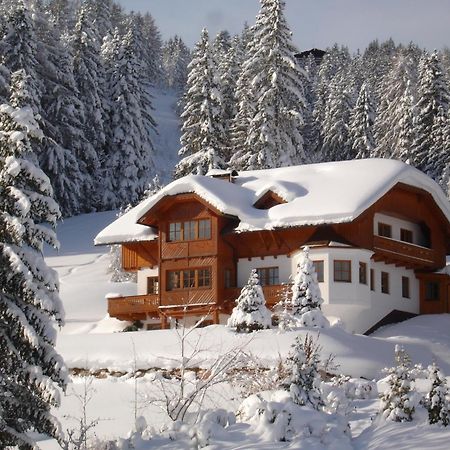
[
  {"left": 372, "top": 235, "right": 436, "bottom": 269},
  {"left": 107, "top": 294, "right": 159, "bottom": 321}
]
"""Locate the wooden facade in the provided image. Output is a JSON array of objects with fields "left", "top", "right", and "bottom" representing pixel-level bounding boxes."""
[{"left": 106, "top": 182, "right": 450, "bottom": 328}]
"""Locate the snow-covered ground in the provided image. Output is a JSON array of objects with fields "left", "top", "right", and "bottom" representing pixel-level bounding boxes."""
[{"left": 41, "top": 211, "right": 450, "bottom": 448}]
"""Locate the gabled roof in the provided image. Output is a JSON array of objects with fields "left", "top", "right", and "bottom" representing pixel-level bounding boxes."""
[{"left": 94, "top": 159, "right": 450, "bottom": 245}]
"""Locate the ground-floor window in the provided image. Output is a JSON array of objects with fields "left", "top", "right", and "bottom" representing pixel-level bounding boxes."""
[
  {"left": 313, "top": 260, "right": 324, "bottom": 282},
  {"left": 256, "top": 267, "right": 279, "bottom": 285},
  {"left": 402, "top": 276, "right": 410, "bottom": 299},
  {"left": 359, "top": 262, "right": 367, "bottom": 284},
  {"left": 425, "top": 281, "right": 440, "bottom": 301},
  {"left": 381, "top": 271, "right": 390, "bottom": 294},
  {"left": 167, "top": 268, "right": 212, "bottom": 291},
  {"left": 334, "top": 260, "right": 351, "bottom": 282},
  {"left": 370, "top": 269, "right": 375, "bottom": 291}
]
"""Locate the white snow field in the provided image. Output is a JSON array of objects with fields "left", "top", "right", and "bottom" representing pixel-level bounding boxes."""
[{"left": 38, "top": 210, "right": 450, "bottom": 449}]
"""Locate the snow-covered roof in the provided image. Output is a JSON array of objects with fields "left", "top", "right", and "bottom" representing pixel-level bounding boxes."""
[{"left": 94, "top": 159, "right": 450, "bottom": 245}]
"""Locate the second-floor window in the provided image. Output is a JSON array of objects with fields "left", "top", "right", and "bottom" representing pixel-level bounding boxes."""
[
  {"left": 256, "top": 267, "right": 279, "bottom": 286},
  {"left": 378, "top": 222, "right": 392, "bottom": 238},
  {"left": 167, "top": 268, "right": 212, "bottom": 291},
  {"left": 168, "top": 218, "right": 211, "bottom": 242},
  {"left": 400, "top": 228, "right": 413, "bottom": 243}
]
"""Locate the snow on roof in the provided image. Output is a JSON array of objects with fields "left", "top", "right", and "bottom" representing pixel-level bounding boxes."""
[{"left": 94, "top": 159, "right": 450, "bottom": 245}]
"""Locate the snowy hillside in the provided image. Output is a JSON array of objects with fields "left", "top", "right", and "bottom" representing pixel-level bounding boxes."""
[{"left": 39, "top": 212, "right": 450, "bottom": 449}]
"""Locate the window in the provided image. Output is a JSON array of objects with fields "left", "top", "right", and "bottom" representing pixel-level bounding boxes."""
[
  {"left": 184, "top": 221, "right": 196, "bottom": 241},
  {"left": 224, "top": 269, "right": 232, "bottom": 288},
  {"left": 198, "top": 219, "right": 211, "bottom": 239},
  {"left": 167, "top": 268, "right": 212, "bottom": 291},
  {"left": 381, "top": 271, "right": 390, "bottom": 294},
  {"left": 359, "top": 262, "right": 367, "bottom": 284},
  {"left": 183, "top": 269, "right": 195, "bottom": 288},
  {"left": 198, "top": 269, "right": 211, "bottom": 287},
  {"left": 147, "top": 277, "right": 159, "bottom": 294},
  {"left": 334, "top": 260, "right": 351, "bottom": 282},
  {"left": 378, "top": 222, "right": 392, "bottom": 238},
  {"left": 400, "top": 228, "right": 413, "bottom": 243},
  {"left": 256, "top": 267, "right": 279, "bottom": 286},
  {"left": 425, "top": 281, "right": 440, "bottom": 301},
  {"left": 169, "top": 222, "right": 182, "bottom": 241},
  {"left": 402, "top": 276, "right": 410, "bottom": 299},
  {"left": 313, "top": 260, "right": 324, "bottom": 283},
  {"left": 167, "top": 219, "right": 211, "bottom": 242},
  {"left": 167, "top": 271, "right": 181, "bottom": 290},
  {"left": 370, "top": 269, "right": 375, "bottom": 291}
]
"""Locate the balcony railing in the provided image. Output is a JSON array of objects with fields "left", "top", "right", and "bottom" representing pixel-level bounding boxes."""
[
  {"left": 373, "top": 235, "right": 435, "bottom": 267},
  {"left": 107, "top": 294, "right": 159, "bottom": 320},
  {"left": 223, "top": 284, "right": 288, "bottom": 308}
]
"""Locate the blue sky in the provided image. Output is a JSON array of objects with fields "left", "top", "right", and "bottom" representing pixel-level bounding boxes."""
[{"left": 117, "top": 0, "right": 450, "bottom": 51}]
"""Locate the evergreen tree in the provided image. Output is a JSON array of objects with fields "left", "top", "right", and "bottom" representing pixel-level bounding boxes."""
[
  {"left": 322, "top": 73, "right": 354, "bottom": 161},
  {"left": 286, "top": 334, "right": 323, "bottom": 410},
  {"left": 348, "top": 82, "right": 375, "bottom": 159},
  {"left": 380, "top": 345, "right": 419, "bottom": 422},
  {"left": 374, "top": 51, "right": 418, "bottom": 158},
  {"left": 227, "top": 269, "right": 272, "bottom": 333},
  {"left": 425, "top": 363, "right": 450, "bottom": 426},
  {"left": 230, "top": 0, "right": 306, "bottom": 170},
  {"left": 427, "top": 105, "right": 450, "bottom": 183},
  {"left": 162, "top": 36, "right": 190, "bottom": 91},
  {"left": 104, "top": 21, "right": 156, "bottom": 207},
  {"left": 175, "top": 28, "right": 226, "bottom": 177},
  {"left": 72, "top": 0, "right": 104, "bottom": 206},
  {"left": 411, "top": 51, "right": 450, "bottom": 172},
  {"left": 0, "top": 69, "right": 66, "bottom": 448}
]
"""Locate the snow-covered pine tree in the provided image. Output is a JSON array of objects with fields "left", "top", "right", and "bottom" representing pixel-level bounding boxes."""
[
  {"left": 92, "top": 0, "right": 113, "bottom": 41},
  {"left": 427, "top": 105, "right": 450, "bottom": 183},
  {"left": 227, "top": 269, "right": 272, "bottom": 333},
  {"left": 175, "top": 28, "right": 226, "bottom": 177},
  {"left": 290, "top": 246, "right": 329, "bottom": 328},
  {"left": 393, "top": 80, "right": 416, "bottom": 162},
  {"left": 230, "top": 0, "right": 307, "bottom": 170},
  {"left": 104, "top": 21, "right": 156, "bottom": 207},
  {"left": 411, "top": 51, "right": 450, "bottom": 173},
  {"left": 212, "top": 30, "right": 232, "bottom": 64},
  {"left": 0, "top": 68, "right": 66, "bottom": 448},
  {"left": 348, "top": 82, "right": 375, "bottom": 159},
  {"left": 286, "top": 334, "right": 323, "bottom": 409},
  {"left": 373, "top": 51, "right": 418, "bottom": 158},
  {"left": 321, "top": 73, "right": 354, "bottom": 161},
  {"left": 379, "top": 345, "right": 419, "bottom": 422},
  {"left": 162, "top": 36, "right": 190, "bottom": 91},
  {"left": 424, "top": 362, "right": 450, "bottom": 426}
]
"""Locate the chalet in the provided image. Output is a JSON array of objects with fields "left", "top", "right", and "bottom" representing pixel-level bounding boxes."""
[{"left": 95, "top": 159, "right": 450, "bottom": 334}]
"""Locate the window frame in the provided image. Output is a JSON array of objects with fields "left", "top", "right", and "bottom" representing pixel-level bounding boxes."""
[
  {"left": 400, "top": 228, "right": 413, "bottom": 243},
  {"left": 402, "top": 276, "right": 410, "bottom": 299},
  {"left": 147, "top": 276, "right": 159, "bottom": 295},
  {"left": 378, "top": 222, "right": 392, "bottom": 238},
  {"left": 370, "top": 269, "right": 375, "bottom": 291},
  {"left": 381, "top": 271, "right": 390, "bottom": 294},
  {"left": 425, "top": 281, "right": 440, "bottom": 301},
  {"left": 359, "top": 262, "right": 367, "bottom": 285},
  {"left": 256, "top": 266, "right": 279, "bottom": 286},
  {"left": 167, "top": 218, "right": 212, "bottom": 242},
  {"left": 166, "top": 267, "right": 212, "bottom": 291},
  {"left": 313, "top": 260, "right": 324, "bottom": 283},
  {"left": 333, "top": 260, "right": 352, "bottom": 283}
]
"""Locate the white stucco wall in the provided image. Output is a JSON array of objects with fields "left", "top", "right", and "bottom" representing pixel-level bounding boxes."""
[
  {"left": 137, "top": 267, "right": 159, "bottom": 295},
  {"left": 374, "top": 212, "right": 424, "bottom": 246},
  {"left": 236, "top": 246, "right": 420, "bottom": 334},
  {"left": 237, "top": 255, "right": 292, "bottom": 286}
]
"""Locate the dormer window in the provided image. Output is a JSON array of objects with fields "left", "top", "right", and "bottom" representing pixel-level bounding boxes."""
[
  {"left": 168, "top": 219, "right": 211, "bottom": 242},
  {"left": 254, "top": 190, "right": 287, "bottom": 210}
]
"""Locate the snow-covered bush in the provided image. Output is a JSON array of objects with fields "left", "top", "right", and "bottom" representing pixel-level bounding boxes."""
[
  {"left": 190, "top": 409, "right": 236, "bottom": 448},
  {"left": 285, "top": 334, "right": 324, "bottom": 409},
  {"left": 424, "top": 362, "right": 450, "bottom": 426},
  {"left": 237, "top": 390, "right": 351, "bottom": 446},
  {"left": 379, "top": 345, "right": 421, "bottom": 422},
  {"left": 330, "top": 375, "right": 377, "bottom": 400},
  {"left": 227, "top": 269, "right": 272, "bottom": 332}
]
